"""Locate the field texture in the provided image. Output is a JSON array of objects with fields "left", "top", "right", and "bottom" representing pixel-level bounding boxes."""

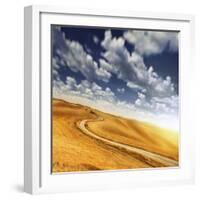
[{"left": 52, "top": 99, "right": 179, "bottom": 173}]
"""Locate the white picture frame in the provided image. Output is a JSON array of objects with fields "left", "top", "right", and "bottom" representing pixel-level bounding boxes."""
[{"left": 24, "top": 5, "right": 195, "bottom": 194}]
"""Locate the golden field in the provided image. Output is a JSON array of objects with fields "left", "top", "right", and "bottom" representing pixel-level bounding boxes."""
[{"left": 52, "top": 98, "right": 179, "bottom": 173}]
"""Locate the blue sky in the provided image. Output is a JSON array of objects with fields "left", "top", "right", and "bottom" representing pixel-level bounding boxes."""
[{"left": 52, "top": 25, "right": 179, "bottom": 130}]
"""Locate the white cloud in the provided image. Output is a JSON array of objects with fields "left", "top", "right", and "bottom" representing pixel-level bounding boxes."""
[
  {"left": 127, "top": 81, "right": 146, "bottom": 92},
  {"left": 93, "top": 35, "right": 99, "bottom": 44},
  {"left": 101, "top": 30, "right": 176, "bottom": 99},
  {"left": 54, "top": 79, "right": 178, "bottom": 130},
  {"left": 100, "top": 30, "right": 178, "bottom": 129},
  {"left": 53, "top": 27, "right": 111, "bottom": 82},
  {"left": 152, "top": 96, "right": 178, "bottom": 111},
  {"left": 54, "top": 76, "right": 116, "bottom": 103},
  {"left": 124, "top": 30, "right": 178, "bottom": 56},
  {"left": 99, "top": 58, "right": 113, "bottom": 72},
  {"left": 117, "top": 88, "right": 125, "bottom": 93},
  {"left": 101, "top": 30, "right": 125, "bottom": 51},
  {"left": 52, "top": 57, "right": 61, "bottom": 81},
  {"left": 53, "top": 28, "right": 179, "bottom": 131},
  {"left": 84, "top": 45, "right": 92, "bottom": 54},
  {"left": 138, "top": 92, "right": 146, "bottom": 100},
  {"left": 134, "top": 91, "right": 178, "bottom": 116}
]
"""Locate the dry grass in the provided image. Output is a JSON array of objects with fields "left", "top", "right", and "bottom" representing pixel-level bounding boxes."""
[
  {"left": 52, "top": 98, "right": 179, "bottom": 173},
  {"left": 88, "top": 110, "right": 178, "bottom": 161}
]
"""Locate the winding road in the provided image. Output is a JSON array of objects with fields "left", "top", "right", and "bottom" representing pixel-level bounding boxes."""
[{"left": 77, "top": 117, "right": 178, "bottom": 167}]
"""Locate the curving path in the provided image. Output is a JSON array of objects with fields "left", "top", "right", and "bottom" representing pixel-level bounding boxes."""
[{"left": 77, "top": 117, "right": 178, "bottom": 167}]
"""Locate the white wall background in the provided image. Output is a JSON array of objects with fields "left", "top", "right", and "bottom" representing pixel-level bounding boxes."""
[{"left": 0, "top": 0, "right": 199, "bottom": 199}]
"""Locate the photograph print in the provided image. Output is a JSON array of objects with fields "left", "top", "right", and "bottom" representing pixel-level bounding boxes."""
[{"left": 52, "top": 25, "right": 179, "bottom": 173}]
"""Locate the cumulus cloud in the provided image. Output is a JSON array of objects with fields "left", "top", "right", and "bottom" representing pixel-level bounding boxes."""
[
  {"left": 54, "top": 77, "right": 178, "bottom": 130},
  {"left": 93, "top": 35, "right": 99, "bottom": 44},
  {"left": 53, "top": 27, "right": 111, "bottom": 82},
  {"left": 52, "top": 58, "right": 60, "bottom": 79},
  {"left": 54, "top": 76, "right": 116, "bottom": 103},
  {"left": 53, "top": 27, "right": 179, "bottom": 130},
  {"left": 123, "top": 30, "right": 178, "bottom": 56},
  {"left": 100, "top": 30, "right": 178, "bottom": 125},
  {"left": 101, "top": 30, "right": 176, "bottom": 99},
  {"left": 117, "top": 88, "right": 125, "bottom": 93},
  {"left": 134, "top": 92, "right": 178, "bottom": 115}
]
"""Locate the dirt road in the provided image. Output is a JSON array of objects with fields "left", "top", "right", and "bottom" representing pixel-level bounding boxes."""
[{"left": 77, "top": 118, "right": 178, "bottom": 167}]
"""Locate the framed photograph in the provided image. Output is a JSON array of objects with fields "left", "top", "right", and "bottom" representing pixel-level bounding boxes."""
[{"left": 24, "top": 5, "right": 195, "bottom": 194}]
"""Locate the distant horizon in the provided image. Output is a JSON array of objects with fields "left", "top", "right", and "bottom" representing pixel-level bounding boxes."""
[
  {"left": 52, "top": 25, "right": 179, "bottom": 131},
  {"left": 52, "top": 96, "right": 178, "bottom": 132}
]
